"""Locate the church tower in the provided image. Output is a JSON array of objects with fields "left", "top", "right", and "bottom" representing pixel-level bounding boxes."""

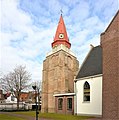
[{"left": 41, "top": 14, "right": 79, "bottom": 113}]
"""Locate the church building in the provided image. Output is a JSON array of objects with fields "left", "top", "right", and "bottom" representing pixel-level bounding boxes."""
[
  {"left": 74, "top": 45, "right": 102, "bottom": 116},
  {"left": 74, "top": 10, "right": 119, "bottom": 119},
  {"left": 41, "top": 10, "right": 119, "bottom": 119},
  {"left": 41, "top": 14, "right": 79, "bottom": 114}
]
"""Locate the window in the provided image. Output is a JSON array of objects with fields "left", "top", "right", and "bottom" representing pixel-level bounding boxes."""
[
  {"left": 84, "top": 81, "right": 90, "bottom": 102},
  {"left": 58, "top": 98, "right": 63, "bottom": 110},
  {"left": 67, "top": 98, "right": 72, "bottom": 110}
]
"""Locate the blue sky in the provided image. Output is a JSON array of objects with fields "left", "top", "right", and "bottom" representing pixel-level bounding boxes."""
[{"left": 0, "top": 0, "right": 119, "bottom": 83}]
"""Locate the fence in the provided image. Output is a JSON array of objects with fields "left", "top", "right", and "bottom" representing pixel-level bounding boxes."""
[{"left": 0, "top": 102, "right": 32, "bottom": 111}]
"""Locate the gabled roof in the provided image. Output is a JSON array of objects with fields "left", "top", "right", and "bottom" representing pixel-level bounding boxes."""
[
  {"left": 4, "top": 92, "right": 11, "bottom": 99},
  {"left": 76, "top": 46, "right": 102, "bottom": 79}
]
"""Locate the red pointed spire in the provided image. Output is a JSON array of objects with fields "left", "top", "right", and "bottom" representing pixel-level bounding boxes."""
[{"left": 52, "top": 15, "right": 71, "bottom": 49}]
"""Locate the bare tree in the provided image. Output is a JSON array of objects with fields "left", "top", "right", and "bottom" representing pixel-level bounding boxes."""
[
  {"left": 35, "top": 80, "right": 42, "bottom": 92},
  {"left": 0, "top": 65, "right": 31, "bottom": 110}
]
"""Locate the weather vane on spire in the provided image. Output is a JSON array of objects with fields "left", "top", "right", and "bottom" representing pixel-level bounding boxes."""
[{"left": 60, "top": 9, "right": 63, "bottom": 15}]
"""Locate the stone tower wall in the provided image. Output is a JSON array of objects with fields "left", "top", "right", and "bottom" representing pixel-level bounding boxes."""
[
  {"left": 41, "top": 49, "right": 79, "bottom": 113},
  {"left": 101, "top": 11, "right": 119, "bottom": 119}
]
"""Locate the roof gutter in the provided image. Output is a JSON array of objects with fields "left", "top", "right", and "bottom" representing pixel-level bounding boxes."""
[{"left": 74, "top": 74, "right": 102, "bottom": 82}]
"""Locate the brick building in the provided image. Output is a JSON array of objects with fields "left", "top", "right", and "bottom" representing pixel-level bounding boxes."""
[
  {"left": 101, "top": 10, "right": 119, "bottom": 119},
  {"left": 41, "top": 10, "right": 119, "bottom": 119},
  {"left": 41, "top": 14, "right": 79, "bottom": 114},
  {"left": 20, "top": 92, "right": 29, "bottom": 102},
  {"left": 75, "top": 10, "right": 119, "bottom": 119},
  {"left": 74, "top": 45, "right": 102, "bottom": 116},
  {"left": 20, "top": 91, "right": 41, "bottom": 105}
]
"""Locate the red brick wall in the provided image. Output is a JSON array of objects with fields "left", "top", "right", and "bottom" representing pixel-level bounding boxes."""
[
  {"left": 101, "top": 11, "right": 119, "bottom": 119},
  {"left": 41, "top": 49, "right": 78, "bottom": 113},
  {"left": 55, "top": 96, "right": 74, "bottom": 114}
]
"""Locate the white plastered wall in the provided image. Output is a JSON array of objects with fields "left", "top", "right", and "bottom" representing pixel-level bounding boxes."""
[{"left": 75, "top": 75, "right": 102, "bottom": 116}]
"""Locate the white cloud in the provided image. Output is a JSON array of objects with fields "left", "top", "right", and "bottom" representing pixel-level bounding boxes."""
[
  {"left": 0, "top": 0, "right": 118, "bottom": 85},
  {"left": 1, "top": 0, "right": 32, "bottom": 32},
  {"left": 69, "top": 1, "right": 90, "bottom": 22},
  {"left": 0, "top": 0, "right": 46, "bottom": 82}
]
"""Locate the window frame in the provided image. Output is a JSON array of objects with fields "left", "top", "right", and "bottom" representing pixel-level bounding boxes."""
[
  {"left": 58, "top": 98, "right": 63, "bottom": 110},
  {"left": 83, "top": 81, "right": 90, "bottom": 102},
  {"left": 67, "top": 97, "right": 72, "bottom": 110}
]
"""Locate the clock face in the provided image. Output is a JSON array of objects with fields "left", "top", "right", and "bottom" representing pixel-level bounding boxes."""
[{"left": 59, "top": 33, "right": 64, "bottom": 39}]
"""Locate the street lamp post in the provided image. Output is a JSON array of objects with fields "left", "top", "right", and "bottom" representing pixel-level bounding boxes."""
[{"left": 32, "top": 85, "right": 39, "bottom": 120}]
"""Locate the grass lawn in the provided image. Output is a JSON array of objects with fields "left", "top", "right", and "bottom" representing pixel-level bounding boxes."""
[
  {"left": 14, "top": 111, "right": 93, "bottom": 120},
  {"left": 0, "top": 114, "right": 25, "bottom": 120}
]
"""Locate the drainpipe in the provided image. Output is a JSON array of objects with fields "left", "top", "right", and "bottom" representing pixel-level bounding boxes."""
[{"left": 74, "top": 79, "right": 77, "bottom": 115}]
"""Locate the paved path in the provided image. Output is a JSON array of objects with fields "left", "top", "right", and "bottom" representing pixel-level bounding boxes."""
[{"left": 0, "top": 112, "right": 53, "bottom": 120}]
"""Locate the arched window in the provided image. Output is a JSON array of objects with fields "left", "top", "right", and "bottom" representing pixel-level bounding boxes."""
[
  {"left": 58, "top": 98, "right": 63, "bottom": 110},
  {"left": 84, "top": 81, "right": 90, "bottom": 102}
]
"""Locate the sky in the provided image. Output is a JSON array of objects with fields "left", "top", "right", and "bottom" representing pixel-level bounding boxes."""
[{"left": 0, "top": 0, "right": 119, "bottom": 83}]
